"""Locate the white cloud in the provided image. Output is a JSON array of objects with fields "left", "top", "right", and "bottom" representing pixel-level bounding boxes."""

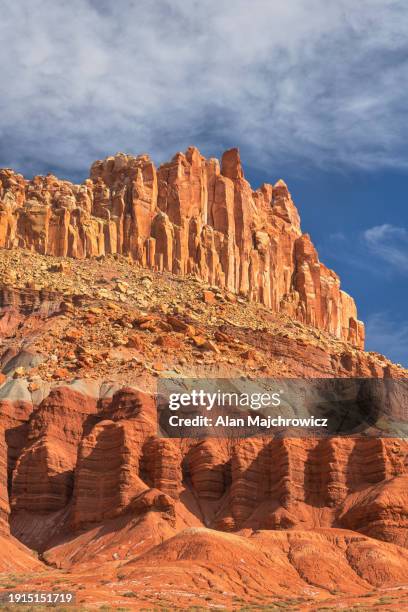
[
  {"left": 1, "top": 0, "right": 408, "bottom": 178},
  {"left": 363, "top": 224, "right": 408, "bottom": 271},
  {"left": 320, "top": 225, "right": 408, "bottom": 277},
  {"left": 364, "top": 224, "right": 407, "bottom": 242},
  {"left": 366, "top": 312, "right": 408, "bottom": 366}
]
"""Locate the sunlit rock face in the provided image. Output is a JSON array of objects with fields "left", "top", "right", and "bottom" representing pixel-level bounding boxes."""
[{"left": 0, "top": 147, "right": 364, "bottom": 347}]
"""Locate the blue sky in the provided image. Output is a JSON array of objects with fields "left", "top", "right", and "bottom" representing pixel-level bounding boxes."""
[{"left": 1, "top": 1, "right": 407, "bottom": 365}]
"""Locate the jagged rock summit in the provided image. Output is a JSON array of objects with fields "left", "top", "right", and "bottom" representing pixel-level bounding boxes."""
[{"left": 0, "top": 147, "right": 364, "bottom": 347}]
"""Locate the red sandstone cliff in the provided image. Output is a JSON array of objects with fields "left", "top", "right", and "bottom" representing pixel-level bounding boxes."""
[
  {"left": 0, "top": 147, "right": 364, "bottom": 347},
  {"left": 1, "top": 153, "right": 407, "bottom": 609}
]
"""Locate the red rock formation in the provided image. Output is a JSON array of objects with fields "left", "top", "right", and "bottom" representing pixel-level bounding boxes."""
[
  {"left": 121, "top": 527, "right": 408, "bottom": 596},
  {"left": 339, "top": 474, "right": 408, "bottom": 547},
  {"left": 11, "top": 388, "right": 98, "bottom": 513},
  {"left": 218, "top": 437, "right": 407, "bottom": 536},
  {"left": 0, "top": 398, "right": 33, "bottom": 535},
  {"left": 71, "top": 390, "right": 156, "bottom": 527},
  {"left": 71, "top": 419, "right": 147, "bottom": 526},
  {"left": 0, "top": 428, "right": 9, "bottom": 534},
  {"left": 0, "top": 534, "right": 43, "bottom": 572},
  {"left": 0, "top": 149, "right": 364, "bottom": 347},
  {"left": 0, "top": 356, "right": 405, "bottom": 604},
  {"left": 2, "top": 384, "right": 404, "bottom": 560},
  {"left": 141, "top": 438, "right": 183, "bottom": 500},
  {"left": 1, "top": 152, "right": 407, "bottom": 607}
]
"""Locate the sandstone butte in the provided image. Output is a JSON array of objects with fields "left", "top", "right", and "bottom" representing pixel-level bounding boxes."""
[
  {"left": 0, "top": 148, "right": 406, "bottom": 610},
  {"left": 0, "top": 146, "right": 364, "bottom": 348}
]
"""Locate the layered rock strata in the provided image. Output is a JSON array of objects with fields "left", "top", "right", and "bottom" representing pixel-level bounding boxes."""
[{"left": 1, "top": 384, "right": 405, "bottom": 554}]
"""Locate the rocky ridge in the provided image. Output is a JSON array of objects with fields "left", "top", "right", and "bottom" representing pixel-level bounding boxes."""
[{"left": 0, "top": 147, "right": 364, "bottom": 347}]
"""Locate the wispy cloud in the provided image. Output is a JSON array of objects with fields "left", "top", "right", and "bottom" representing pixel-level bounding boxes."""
[
  {"left": 1, "top": 1, "right": 408, "bottom": 179},
  {"left": 363, "top": 224, "right": 408, "bottom": 271},
  {"left": 318, "top": 226, "right": 408, "bottom": 363},
  {"left": 365, "top": 312, "right": 408, "bottom": 366},
  {"left": 321, "top": 224, "right": 408, "bottom": 277}
]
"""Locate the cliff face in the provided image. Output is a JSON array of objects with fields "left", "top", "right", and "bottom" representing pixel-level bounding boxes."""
[
  {"left": 0, "top": 426, "right": 9, "bottom": 535},
  {"left": 0, "top": 252, "right": 405, "bottom": 570},
  {"left": 5, "top": 386, "right": 407, "bottom": 552},
  {"left": 0, "top": 147, "right": 364, "bottom": 347},
  {"left": 1, "top": 152, "right": 407, "bottom": 608}
]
